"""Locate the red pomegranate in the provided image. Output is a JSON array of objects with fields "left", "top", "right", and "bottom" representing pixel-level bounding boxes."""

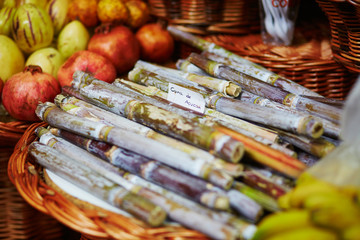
[
  {"left": 88, "top": 24, "right": 140, "bottom": 75},
  {"left": 2, "top": 65, "right": 61, "bottom": 121}
]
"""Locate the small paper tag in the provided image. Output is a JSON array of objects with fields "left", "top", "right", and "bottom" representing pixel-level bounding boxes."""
[{"left": 167, "top": 83, "right": 205, "bottom": 114}]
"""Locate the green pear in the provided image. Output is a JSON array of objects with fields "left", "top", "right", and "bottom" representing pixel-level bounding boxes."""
[
  {"left": 0, "top": 35, "right": 25, "bottom": 83},
  {"left": 25, "top": 47, "right": 65, "bottom": 79},
  {"left": 57, "top": 20, "right": 90, "bottom": 59}
]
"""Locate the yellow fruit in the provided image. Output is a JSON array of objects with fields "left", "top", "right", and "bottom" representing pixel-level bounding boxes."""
[
  {"left": 342, "top": 223, "right": 360, "bottom": 240},
  {"left": 252, "top": 209, "right": 312, "bottom": 240},
  {"left": 303, "top": 191, "right": 353, "bottom": 211},
  {"left": 289, "top": 180, "right": 340, "bottom": 208},
  {"left": 125, "top": 0, "right": 150, "bottom": 29},
  {"left": 97, "top": 0, "right": 128, "bottom": 24},
  {"left": 310, "top": 202, "right": 360, "bottom": 231},
  {"left": 265, "top": 226, "right": 338, "bottom": 240},
  {"left": 277, "top": 191, "right": 292, "bottom": 210}
]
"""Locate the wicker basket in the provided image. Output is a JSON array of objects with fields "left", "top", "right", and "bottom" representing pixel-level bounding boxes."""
[
  {"left": 316, "top": 0, "right": 360, "bottom": 72},
  {"left": 0, "top": 120, "right": 71, "bottom": 239},
  {"left": 7, "top": 122, "right": 211, "bottom": 240},
  {"left": 147, "top": 0, "right": 260, "bottom": 34},
  {"left": 204, "top": 22, "right": 357, "bottom": 100}
]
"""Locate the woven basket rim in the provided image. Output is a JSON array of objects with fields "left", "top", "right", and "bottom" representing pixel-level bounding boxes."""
[{"left": 7, "top": 122, "right": 210, "bottom": 240}]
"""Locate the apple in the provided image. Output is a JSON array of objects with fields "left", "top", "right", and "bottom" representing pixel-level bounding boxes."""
[
  {"left": 0, "top": 35, "right": 25, "bottom": 83},
  {"left": 135, "top": 23, "right": 174, "bottom": 63},
  {"left": 25, "top": 47, "right": 65, "bottom": 79},
  {"left": 57, "top": 20, "right": 90, "bottom": 59},
  {"left": 57, "top": 50, "right": 117, "bottom": 87}
]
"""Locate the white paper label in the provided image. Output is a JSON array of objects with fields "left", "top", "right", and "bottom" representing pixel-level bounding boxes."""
[{"left": 167, "top": 83, "right": 205, "bottom": 114}]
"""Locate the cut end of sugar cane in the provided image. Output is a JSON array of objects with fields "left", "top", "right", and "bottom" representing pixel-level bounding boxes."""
[
  {"left": 207, "top": 169, "right": 234, "bottom": 190},
  {"left": 210, "top": 132, "right": 245, "bottom": 163},
  {"left": 299, "top": 116, "right": 324, "bottom": 139},
  {"left": 226, "top": 83, "right": 241, "bottom": 97},
  {"left": 200, "top": 191, "right": 230, "bottom": 211}
]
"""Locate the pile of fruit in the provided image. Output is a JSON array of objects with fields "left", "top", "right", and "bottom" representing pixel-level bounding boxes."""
[{"left": 0, "top": 0, "right": 174, "bottom": 121}]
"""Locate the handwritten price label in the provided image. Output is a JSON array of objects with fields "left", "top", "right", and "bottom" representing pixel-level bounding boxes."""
[
  {"left": 167, "top": 83, "right": 205, "bottom": 114},
  {"left": 272, "top": 0, "right": 288, "bottom": 7}
]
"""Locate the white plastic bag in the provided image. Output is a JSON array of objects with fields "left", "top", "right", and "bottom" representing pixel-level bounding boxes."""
[{"left": 306, "top": 76, "right": 360, "bottom": 187}]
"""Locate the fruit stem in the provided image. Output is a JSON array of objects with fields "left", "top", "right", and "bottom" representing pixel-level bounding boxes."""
[{"left": 24, "top": 65, "right": 43, "bottom": 74}]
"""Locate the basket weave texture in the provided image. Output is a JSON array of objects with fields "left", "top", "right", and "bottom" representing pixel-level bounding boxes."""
[
  {"left": 316, "top": 0, "right": 360, "bottom": 73},
  {"left": 1, "top": 120, "right": 67, "bottom": 239},
  {"left": 8, "top": 122, "right": 210, "bottom": 240},
  {"left": 205, "top": 24, "right": 357, "bottom": 100},
  {"left": 148, "top": 0, "right": 260, "bottom": 34}
]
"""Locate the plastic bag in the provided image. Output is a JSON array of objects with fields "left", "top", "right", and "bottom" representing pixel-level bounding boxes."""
[{"left": 306, "top": 76, "right": 360, "bottom": 187}]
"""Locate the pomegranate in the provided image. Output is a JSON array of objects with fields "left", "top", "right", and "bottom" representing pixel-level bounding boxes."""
[
  {"left": 87, "top": 24, "right": 140, "bottom": 75},
  {"left": 2, "top": 65, "right": 61, "bottom": 121},
  {"left": 135, "top": 23, "right": 174, "bottom": 63}
]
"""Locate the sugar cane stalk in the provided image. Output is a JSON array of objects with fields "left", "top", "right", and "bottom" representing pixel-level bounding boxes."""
[
  {"left": 134, "top": 60, "right": 241, "bottom": 97},
  {"left": 116, "top": 80, "right": 306, "bottom": 178},
  {"left": 47, "top": 127, "right": 230, "bottom": 210},
  {"left": 71, "top": 71, "right": 244, "bottom": 164},
  {"left": 277, "top": 130, "right": 336, "bottom": 158},
  {"left": 238, "top": 90, "right": 341, "bottom": 139},
  {"left": 216, "top": 125, "right": 307, "bottom": 179},
  {"left": 167, "top": 25, "right": 322, "bottom": 98},
  {"left": 29, "top": 141, "right": 166, "bottom": 227},
  {"left": 54, "top": 93, "right": 243, "bottom": 177},
  {"left": 123, "top": 173, "right": 257, "bottom": 240},
  {"left": 207, "top": 94, "right": 324, "bottom": 139},
  {"left": 239, "top": 169, "right": 290, "bottom": 199},
  {"left": 202, "top": 51, "right": 325, "bottom": 98},
  {"left": 176, "top": 59, "right": 209, "bottom": 76},
  {"left": 188, "top": 53, "right": 342, "bottom": 124},
  {"left": 35, "top": 102, "right": 225, "bottom": 186},
  {"left": 232, "top": 181, "right": 280, "bottom": 213}
]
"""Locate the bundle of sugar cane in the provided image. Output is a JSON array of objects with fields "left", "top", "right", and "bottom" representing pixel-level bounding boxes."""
[
  {"left": 117, "top": 79, "right": 297, "bottom": 158},
  {"left": 232, "top": 181, "right": 280, "bottom": 212},
  {"left": 122, "top": 174, "right": 257, "bottom": 240},
  {"left": 121, "top": 76, "right": 279, "bottom": 143},
  {"left": 276, "top": 130, "right": 336, "bottom": 158},
  {"left": 46, "top": 127, "right": 230, "bottom": 210},
  {"left": 52, "top": 123, "right": 262, "bottom": 222},
  {"left": 188, "top": 53, "right": 343, "bottom": 124},
  {"left": 29, "top": 141, "right": 167, "bottom": 227},
  {"left": 238, "top": 90, "right": 341, "bottom": 139},
  {"left": 71, "top": 72, "right": 245, "bottom": 163},
  {"left": 126, "top": 65, "right": 324, "bottom": 139},
  {"left": 54, "top": 93, "right": 242, "bottom": 178},
  {"left": 167, "top": 25, "right": 322, "bottom": 98},
  {"left": 37, "top": 127, "right": 260, "bottom": 235},
  {"left": 30, "top": 141, "right": 243, "bottom": 240},
  {"left": 115, "top": 80, "right": 306, "bottom": 179},
  {"left": 35, "top": 102, "right": 234, "bottom": 189},
  {"left": 135, "top": 60, "right": 241, "bottom": 97}
]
